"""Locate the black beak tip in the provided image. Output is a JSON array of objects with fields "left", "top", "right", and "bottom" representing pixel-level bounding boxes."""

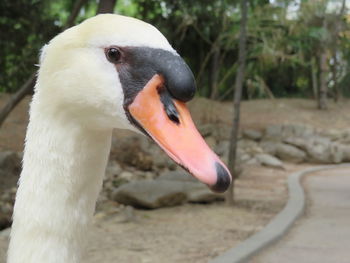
[{"left": 209, "top": 162, "right": 232, "bottom": 193}]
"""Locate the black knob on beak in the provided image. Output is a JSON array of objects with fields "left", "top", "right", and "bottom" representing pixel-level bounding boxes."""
[{"left": 160, "top": 54, "right": 196, "bottom": 102}]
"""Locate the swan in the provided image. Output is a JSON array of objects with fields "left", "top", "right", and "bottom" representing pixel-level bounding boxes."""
[{"left": 7, "top": 14, "right": 232, "bottom": 263}]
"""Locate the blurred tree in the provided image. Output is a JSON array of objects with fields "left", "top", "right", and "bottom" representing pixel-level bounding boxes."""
[
  {"left": 225, "top": 0, "right": 248, "bottom": 205},
  {"left": 1, "top": 0, "right": 350, "bottom": 123}
]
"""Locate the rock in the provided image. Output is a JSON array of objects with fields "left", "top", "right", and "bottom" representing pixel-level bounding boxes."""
[
  {"left": 329, "top": 143, "right": 344, "bottom": 163},
  {"left": 312, "top": 136, "right": 331, "bottom": 146},
  {"left": 321, "top": 129, "right": 344, "bottom": 141},
  {"left": 260, "top": 140, "right": 279, "bottom": 155},
  {"left": 152, "top": 151, "right": 168, "bottom": 169},
  {"left": 214, "top": 140, "right": 230, "bottom": 157},
  {"left": 304, "top": 136, "right": 333, "bottom": 164},
  {"left": 119, "top": 171, "right": 135, "bottom": 181},
  {"left": 242, "top": 129, "right": 263, "bottom": 141},
  {"left": 187, "top": 187, "right": 224, "bottom": 203},
  {"left": 112, "top": 180, "right": 188, "bottom": 209},
  {"left": 205, "top": 136, "right": 217, "bottom": 149},
  {"left": 341, "top": 129, "right": 350, "bottom": 143},
  {"left": 157, "top": 171, "right": 224, "bottom": 202},
  {"left": 239, "top": 152, "right": 252, "bottom": 163},
  {"left": 255, "top": 154, "right": 284, "bottom": 169},
  {"left": 282, "top": 124, "right": 314, "bottom": 138},
  {"left": 105, "top": 161, "right": 122, "bottom": 178},
  {"left": 113, "top": 173, "right": 225, "bottom": 208},
  {"left": 275, "top": 143, "right": 306, "bottom": 163},
  {"left": 306, "top": 143, "right": 330, "bottom": 163},
  {"left": 238, "top": 139, "right": 258, "bottom": 149},
  {"left": 341, "top": 146, "right": 350, "bottom": 161},
  {"left": 283, "top": 137, "right": 310, "bottom": 151},
  {"left": 156, "top": 171, "right": 197, "bottom": 182},
  {"left": 111, "top": 136, "right": 153, "bottom": 171},
  {"left": 245, "top": 157, "right": 260, "bottom": 165},
  {"left": 198, "top": 124, "right": 214, "bottom": 137},
  {"left": 265, "top": 124, "right": 283, "bottom": 139},
  {"left": 213, "top": 124, "right": 231, "bottom": 140}
]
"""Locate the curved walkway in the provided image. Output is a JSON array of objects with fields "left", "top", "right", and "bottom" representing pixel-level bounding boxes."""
[
  {"left": 252, "top": 167, "right": 350, "bottom": 263},
  {"left": 210, "top": 164, "right": 350, "bottom": 263}
]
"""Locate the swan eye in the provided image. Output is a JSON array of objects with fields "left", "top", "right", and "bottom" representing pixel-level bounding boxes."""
[{"left": 106, "top": 47, "right": 121, "bottom": 63}]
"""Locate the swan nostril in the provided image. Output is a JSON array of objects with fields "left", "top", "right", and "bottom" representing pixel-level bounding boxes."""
[
  {"left": 158, "top": 87, "right": 180, "bottom": 125},
  {"left": 168, "top": 112, "right": 180, "bottom": 124}
]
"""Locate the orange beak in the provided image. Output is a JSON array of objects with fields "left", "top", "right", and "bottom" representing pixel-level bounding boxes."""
[{"left": 128, "top": 74, "right": 232, "bottom": 192}]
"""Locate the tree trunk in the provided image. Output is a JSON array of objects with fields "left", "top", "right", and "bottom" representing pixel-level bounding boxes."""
[
  {"left": 64, "top": 0, "right": 89, "bottom": 30},
  {"left": 311, "top": 57, "right": 318, "bottom": 100},
  {"left": 0, "top": 73, "right": 36, "bottom": 126},
  {"left": 225, "top": 0, "right": 248, "bottom": 205},
  {"left": 332, "top": 53, "right": 340, "bottom": 102},
  {"left": 97, "top": 0, "right": 117, "bottom": 14},
  {"left": 318, "top": 51, "right": 328, "bottom": 110},
  {"left": 331, "top": 0, "right": 346, "bottom": 102},
  {"left": 210, "top": 47, "right": 221, "bottom": 100}
]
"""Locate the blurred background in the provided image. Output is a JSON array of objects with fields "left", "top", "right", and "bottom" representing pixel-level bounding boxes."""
[
  {"left": 1, "top": 0, "right": 350, "bottom": 100},
  {"left": 1, "top": 1, "right": 350, "bottom": 262}
]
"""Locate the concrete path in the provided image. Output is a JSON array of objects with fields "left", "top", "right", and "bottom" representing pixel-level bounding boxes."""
[{"left": 251, "top": 168, "right": 350, "bottom": 263}]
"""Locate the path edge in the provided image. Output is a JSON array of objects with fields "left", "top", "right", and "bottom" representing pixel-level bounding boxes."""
[{"left": 209, "top": 164, "right": 350, "bottom": 263}]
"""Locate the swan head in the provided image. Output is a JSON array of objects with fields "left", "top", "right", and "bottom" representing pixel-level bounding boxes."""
[{"left": 36, "top": 14, "right": 231, "bottom": 192}]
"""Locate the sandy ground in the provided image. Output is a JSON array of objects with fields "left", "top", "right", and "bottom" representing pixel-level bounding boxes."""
[
  {"left": 0, "top": 165, "right": 294, "bottom": 263},
  {"left": 1, "top": 95, "right": 349, "bottom": 262}
]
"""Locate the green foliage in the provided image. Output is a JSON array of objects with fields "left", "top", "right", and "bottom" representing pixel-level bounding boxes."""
[
  {"left": 0, "top": 0, "right": 349, "bottom": 100},
  {"left": 0, "top": 0, "right": 60, "bottom": 92}
]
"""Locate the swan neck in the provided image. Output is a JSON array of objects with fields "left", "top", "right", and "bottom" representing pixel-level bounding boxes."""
[{"left": 8, "top": 108, "right": 112, "bottom": 263}]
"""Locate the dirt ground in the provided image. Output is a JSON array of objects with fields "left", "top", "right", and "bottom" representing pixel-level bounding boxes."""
[
  {"left": 1, "top": 95, "right": 349, "bottom": 262},
  {"left": 0, "top": 164, "right": 294, "bottom": 263}
]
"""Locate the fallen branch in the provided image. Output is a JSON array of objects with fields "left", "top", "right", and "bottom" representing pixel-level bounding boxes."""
[{"left": 0, "top": 73, "right": 36, "bottom": 127}]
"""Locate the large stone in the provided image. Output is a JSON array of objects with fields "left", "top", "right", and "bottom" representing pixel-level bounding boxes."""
[
  {"left": 187, "top": 187, "right": 224, "bottom": 203},
  {"left": 238, "top": 139, "right": 259, "bottom": 150},
  {"left": 341, "top": 145, "right": 350, "bottom": 162},
  {"left": 320, "top": 129, "right": 344, "bottom": 141},
  {"left": 111, "top": 136, "right": 154, "bottom": 171},
  {"left": 112, "top": 180, "right": 188, "bottom": 209},
  {"left": 205, "top": 136, "right": 217, "bottom": 150},
  {"left": 329, "top": 143, "right": 344, "bottom": 163},
  {"left": 283, "top": 137, "right": 311, "bottom": 151},
  {"left": 105, "top": 161, "right": 122, "bottom": 178},
  {"left": 255, "top": 154, "right": 284, "bottom": 169},
  {"left": 242, "top": 129, "right": 263, "bottom": 141},
  {"left": 264, "top": 124, "right": 283, "bottom": 139},
  {"left": 156, "top": 171, "right": 197, "bottom": 182},
  {"left": 306, "top": 143, "right": 330, "bottom": 163},
  {"left": 113, "top": 172, "right": 224, "bottom": 208},
  {"left": 157, "top": 171, "right": 224, "bottom": 202},
  {"left": 212, "top": 124, "right": 231, "bottom": 141},
  {"left": 281, "top": 124, "right": 314, "bottom": 138},
  {"left": 214, "top": 140, "right": 230, "bottom": 158},
  {"left": 198, "top": 124, "right": 214, "bottom": 137},
  {"left": 275, "top": 143, "right": 306, "bottom": 163},
  {"left": 304, "top": 136, "right": 334, "bottom": 164},
  {"left": 260, "top": 140, "right": 279, "bottom": 155},
  {"left": 341, "top": 129, "right": 350, "bottom": 144}
]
